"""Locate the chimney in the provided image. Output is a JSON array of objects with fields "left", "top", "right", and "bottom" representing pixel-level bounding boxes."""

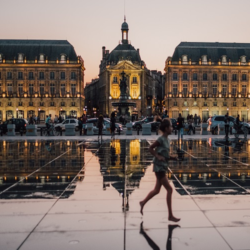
[
  {"left": 102, "top": 46, "right": 106, "bottom": 59},
  {"left": 137, "top": 49, "right": 140, "bottom": 55}
]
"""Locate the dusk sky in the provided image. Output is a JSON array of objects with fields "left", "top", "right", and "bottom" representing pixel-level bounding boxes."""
[{"left": 1, "top": 0, "right": 250, "bottom": 83}]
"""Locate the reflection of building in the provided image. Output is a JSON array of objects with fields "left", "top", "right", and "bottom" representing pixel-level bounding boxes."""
[
  {"left": 98, "top": 139, "right": 151, "bottom": 210},
  {"left": 0, "top": 40, "right": 85, "bottom": 122},
  {"left": 0, "top": 141, "right": 85, "bottom": 199},
  {"left": 165, "top": 42, "right": 250, "bottom": 121},
  {"left": 85, "top": 19, "right": 164, "bottom": 117}
]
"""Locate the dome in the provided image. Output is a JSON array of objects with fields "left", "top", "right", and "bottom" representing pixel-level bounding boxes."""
[
  {"left": 108, "top": 43, "right": 141, "bottom": 64},
  {"left": 121, "top": 21, "right": 129, "bottom": 30}
]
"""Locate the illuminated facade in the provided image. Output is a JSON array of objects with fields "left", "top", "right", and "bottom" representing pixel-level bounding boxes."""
[
  {"left": 85, "top": 19, "right": 164, "bottom": 117},
  {"left": 165, "top": 42, "right": 250, "bottom": 121},
  {"left": 0, "top": 40, "right": 85, "bottom": 122}
]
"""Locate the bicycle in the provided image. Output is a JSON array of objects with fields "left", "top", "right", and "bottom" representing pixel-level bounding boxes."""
[{"left": 43, "top": 124, "right": 60, "bottom": 136}]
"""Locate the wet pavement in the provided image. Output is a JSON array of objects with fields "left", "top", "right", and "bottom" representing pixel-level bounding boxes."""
[{"left": 0, "top": 138, "right": 250, "bottom": 249}]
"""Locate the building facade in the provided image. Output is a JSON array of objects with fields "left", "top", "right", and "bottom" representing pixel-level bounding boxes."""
[
  {"left": 0, "top": 40, "right": 85, "bottom": 122},
  {"left": 84, "top": 19, "right": 164, "bottom": 118},
  {"left": 165, "top": 42, "right": 250, "bottom": 121}
]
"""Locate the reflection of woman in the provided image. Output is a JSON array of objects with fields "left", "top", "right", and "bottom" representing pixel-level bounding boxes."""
[
  {"left": 140, "top": 222, "right": 180, "bottom": 250},
  {"left": 97, "top": 115, "right": 104, "bottom": 143}
]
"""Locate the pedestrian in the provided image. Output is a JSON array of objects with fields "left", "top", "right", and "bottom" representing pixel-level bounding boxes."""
[
  {"left": 58, "top": 115, "right": 62, "bottom": 123},
  {"left": 224, "top": 113, "right": 230, "bottom": 139},
  {"left": 110, "top": 112, "right": 116, "bottom": 138},
  {"left": 82, "top": 114, "right": 87, "bottom": 124},
  {"left": 207, "top": 115, "right": 212, "bottom": 132},
  {"left": 139, "top": 118, "right": 180, "bottom": 222},
  {"left": 194, "top": 114, "right": 198, "bottom": 126},
  {"left": 28, "top": 116, "right": 34, "bottom": 125},
  {"left": 45, "top": 114, "right": 52, "bottom": 135},
  {"left": 54, "top": 115, "right": 58, "bottom": 124},
  {"left": 187, "top": 115, "right": 193, "bottom": 135},
  {"left": 97, "top": 115, "right": 104, "bottom": 143},
  {"left": 177, "top": 113, "right": 184, "bottom": 140},
  {"left": 78, "top": 117, "right": 83, "bottom": 136},
  {"left": 37, "top": 116, "right": 40, "bottom": 124}
]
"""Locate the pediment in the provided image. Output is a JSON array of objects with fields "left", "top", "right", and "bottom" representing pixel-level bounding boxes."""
[{"left": 111, "top": 60, "right": 141, "bottom": 70}]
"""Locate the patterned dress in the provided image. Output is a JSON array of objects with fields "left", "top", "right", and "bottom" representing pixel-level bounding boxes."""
[{"left": 153, "top": 136, "right": 170, "bottom": 173}]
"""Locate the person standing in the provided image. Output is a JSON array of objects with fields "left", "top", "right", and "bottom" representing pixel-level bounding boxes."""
[
  {"left": 139, "top": 119, "right": 180, "bottom": 222},
  {"left": 110, "top": 112, "right": 116, "bottom": 138},
  {"left": 78, "top": 117, "right": 83, "bottom": 136},
  {"left": 97, "top": 115, "right": 104, "bottom": 143},
  {"left": 177, "top": 113, "right": 184, "bottom": 140},
  {"left": 224, "top": 113, "right": 230, "bottom": 139},
  {"left": 45, "top": 114, "right": 52, "bottom": 135},
  {"left": 194, "top": 114, "right": 198, "bottom": 126}
]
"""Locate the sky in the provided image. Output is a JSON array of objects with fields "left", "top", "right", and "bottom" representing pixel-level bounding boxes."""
[{"left": 1, "top": 0, "right": 250, "bottom": 83}]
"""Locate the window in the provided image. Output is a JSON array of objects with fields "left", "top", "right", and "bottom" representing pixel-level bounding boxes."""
[
  {"left": 222, "top": 74, "right": 227, "bottom": 81},
  {"left": 61, "top": 84, "right": 66, "bottom": 96},
  {"left": 193, "top": 84, "right": 198, "bottom": 94},
  {"left": 18, "top": 101, "right": 22, "bottom": 106},
  {"left": 232, "top": 85, "right": 237, "bottom": 95},
  {"left": 222, "top": 55, "right": 227, "bottom": 65},
  {"left": 8, "top": 101, "right": 12, "bottom": 106},
  {"left": 39, "top": 72, "right": 44, "bottom": 79},
  {"left": 50, "top": 72, "right": 55, "bottom": 80},
  {"left": 223, "top": 102, "right": 227, "bottom": 107},
  {"left": 242, "top": 74, "right": 247, "bottom": 81},
  {"left": 0, "top": 72, "right": 1, "bottom": 79},
  {"left": 183, "top": 84, "right": 188, "bottom": 95},
  {"left": 39, "top": 54, "right": 45, "bottom": 63},
  {"left": 40, "top": 84, "right": 44, "bottom": 95},
  {"left": 71, "top": 72, "right": 76, "bottom": 80},
  {"left": 40, "top": 102, "right": 44, "bottom": 106},
  {"left": 173, "top": 101, "right": 177, "bottom": 106},
  {"left": 202, "top": 55, "right": 207, "bottom": 65},
  {"left": 232, "top": 74, "right": 237, "bottom": 81},
  {"left": 71, "top": 84, "right": 76, "bottom": 95},
  {"left": 243, "top": 102, "right": 247, "bottom": 107},
  {"left": 18, "top": 54, "right": 23, "bottom": 63},
  {"left": 233, "top": 102, "right": 237, "bottom": 107},
  {"left": 50, "top": 83, "right": 55, "bottom": 95},
  {"left": 61, "top": 102, "right": 65, "bottom": 107},
  {"left": 0, "top": 54, "right": 2, "bottom": 63},
  {"left": 29, "top": 102, "right": 33, "bottom": 106},
  {"left": 173, "top": 84, "right": 178, "bottom": 95},
  {"left": 222, "top": 85, "right": 227, "bottom": 94},
  {"left": 241, "top": 56, "right": 247, "bottom": 64},
  {"left": 7, "top": 72, "right": 12, "bottom": 79},
  {"left": 242, "top": 85, "right": 247, "bottom": 95},
  {"left": 29, "top": 84, "right": 34, "bottom": 95},
  {"left": 204, "top": 102, "right": 208, "bottom": 106},
  {"left": 60, "top": 54, "right": 66, "bottom": 63},
  {"left": 7, "top": 84, "right": 12, "bottom": 94},
  {"left": 18, "top": 84, "right": 23, "bottom": 95},
  {"left": 61, "top": 72, "right": 65, "bottom": 79},
  {"left": 18, "top": 72, "right": 23, "bottom": 79},
  {"left": 193, "top": 73, "right": 197, "bottom": 80},
  {"left": 193, "top": 101, "right": 197, "bottom": 106},
  {"left": 184, "top": 101, "right": 188, "bottom": 106},
  {"left": 213, "top": 73, "right": 217, "bottom": 81},
  {"left": 213, "top": 102, "right": 217, "bottom": 106},
  {"left": 203, "top": 84, "right": 208, "bottom": 94},
  {"left": 212, "top": 84, "right": 217, "bottom": 95},
  {"left": 203, "top": 73, "right": 207, "bottom": 81},
  {"left": 29, "top": 72, "right": 34, "bottom": 80},
  {"left": 50, "top": 102, "right": 55, "bottom": 107},
  {"left": 173, "top": 73, "right": 178, "bottom": 80},
  {"left": 183, "top": 73, "right": 188, "bottom": 81},
  {"left": 182, "top": 55, "right": 188, "bottom": 64},
  {"left": 71, "top": 102, "right": 76, "bottom": 106},
  {"left": 113, "top": 76, "right": 118, "bottom": 83},
  {"left": 132, "top": 77, "right": 137, "bottom": 83}
]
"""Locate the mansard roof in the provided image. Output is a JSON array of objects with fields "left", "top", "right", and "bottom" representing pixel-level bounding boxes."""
[
  {"left": 172, "top": 42, "right": 250, "bottom": 62},
  {"left": 0, "top": 40, "right": 78, "bottom": 61}
]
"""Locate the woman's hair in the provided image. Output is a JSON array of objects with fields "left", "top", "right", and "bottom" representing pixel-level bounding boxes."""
[{"left": 159, "top": 118, "right": 171, "bottom": 132}]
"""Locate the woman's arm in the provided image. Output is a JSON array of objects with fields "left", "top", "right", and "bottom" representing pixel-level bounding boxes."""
[{"left": 149, "top": 141, "right": 165, "bottom": 162}]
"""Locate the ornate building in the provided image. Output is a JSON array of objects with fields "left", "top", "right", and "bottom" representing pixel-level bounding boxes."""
[
  {"left": 0, "top": 40, "right": 85, "bottom": 122},
  {"left": 165, "top": 42, "right": 250, "bottom": 121},
  {"left": 85, "top": 19, "right": 164, "bottom": 118}
]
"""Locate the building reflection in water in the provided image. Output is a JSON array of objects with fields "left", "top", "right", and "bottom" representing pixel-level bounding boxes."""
[
  {"left": 98, "top": 139, "right": 151, "bottom": 211},
  {"left": 0, "top": 140, "right": 85, "bottom": 199}
]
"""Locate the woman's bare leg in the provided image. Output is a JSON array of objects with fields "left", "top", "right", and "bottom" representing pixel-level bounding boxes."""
[
  {"left": 140, "top": 177, "right": 162, "bottom": 215},
  {"left": 161, "top": 177, "right": 180, "bottom": 222}
]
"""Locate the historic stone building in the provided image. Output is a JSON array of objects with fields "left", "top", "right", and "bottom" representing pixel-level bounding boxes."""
[
  {"left": 165, "top": 42, "right": 250, "bottom": 121},
  {"left": 85, "top": 19, "right": 164, "bottom": 118},
  {"left": 0, "top": 40, "right": 85, "bottom": 122}
]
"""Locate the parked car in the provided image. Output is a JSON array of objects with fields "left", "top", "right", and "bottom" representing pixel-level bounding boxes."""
[
  {"left": 210, "top": 115, "right": 250, "bottom": 134},
  {"left": 0, "top": 118, "right": 28, "bottom": 133},
  {"left": 54, "top": 118, "right": 79, "bottom": 131},
  {"left": 132, "top": 117, "right": 154, "bottom": 130},
  {"left": 85, "top": 118, "right": 123, "bottom": 133}
]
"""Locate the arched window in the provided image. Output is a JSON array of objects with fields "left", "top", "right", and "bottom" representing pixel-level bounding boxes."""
[
  {"left": 241, "top": 55, "right": 247, "bottom": 65},
  {"left": 18, "top": 53, "right": 23, "bottom": 63},
  {"left": 222, "top": 55, "right": 227, "bottom": 65},
  {"left": 182, "top": 55, "right": 188, "bottom": 65},
  {"left": 60, "top": 54, "right": 66, "bottom": 63},
  {"left": 39, "top": 54, "right": 45, "bottom": 63},
  {"left": 202, "top": 55, "right": 207, "bottom": 65},
  {"left": 0, "top": 54, "right": 2, "bottom": 63}
]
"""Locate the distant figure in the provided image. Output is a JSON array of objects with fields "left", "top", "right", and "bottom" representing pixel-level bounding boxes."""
[
  {"left": 110, "top": 112, "right": 116, "bottom": 138},
  {"left": 78, "top": 117, "right": 83, "bottom": 136},
  {"left": 224, "top": 113, "right": 230, "bottom": 139},
  {"left": 82, "top": 114, "right": 87, "bottom": 124},
  {"left": 97, "top": 115, "right": 104, "bottom": 143},
  {"left": 177, "top": 113, "right": 184, "bottom": 140},
  {"left": 139, "top": 119, "right": 180, "bottom": 223},
  {"left": 194, "top": 114, "right": 198, "bottom": 126},
  {"left": 29, "top": 116, "right": 34, "bottom": 125}
]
